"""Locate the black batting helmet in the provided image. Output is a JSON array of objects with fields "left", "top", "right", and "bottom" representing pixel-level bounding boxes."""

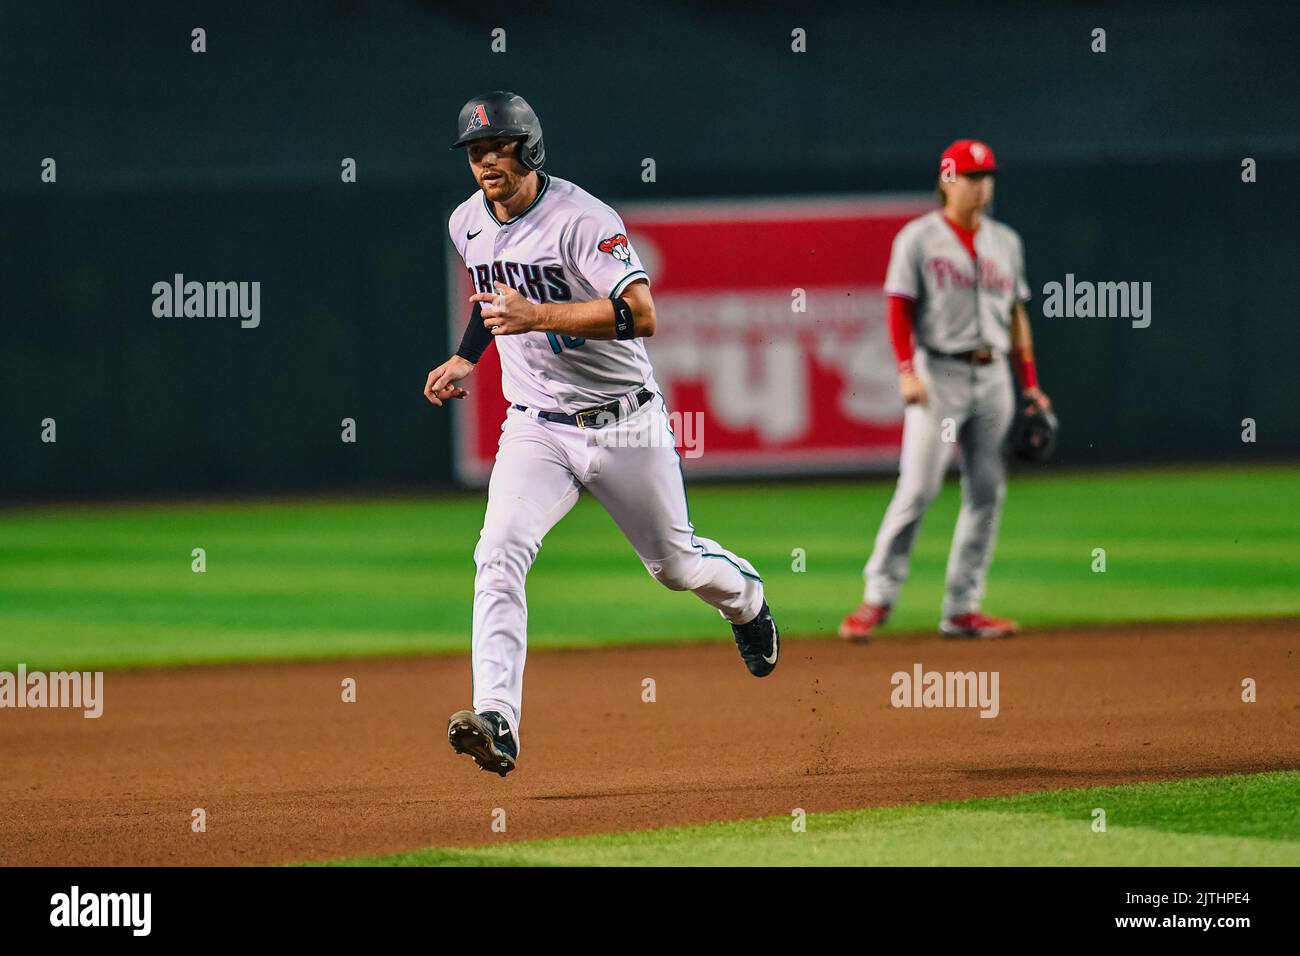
[{"left": 450, "top": 91, "right": 545, "bottom": 170}]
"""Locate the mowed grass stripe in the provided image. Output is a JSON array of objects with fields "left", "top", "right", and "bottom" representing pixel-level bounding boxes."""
[
  {"left": 2, "top": 465, "right": 1298, "bottom": 669},
  {"left": 315, "top": 771, "right": 1300, "bottom": 867}
]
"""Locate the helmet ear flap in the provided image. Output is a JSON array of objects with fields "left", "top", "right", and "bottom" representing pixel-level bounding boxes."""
[{"left": 521, "top": 135, "right": 545, "bottom": 171}]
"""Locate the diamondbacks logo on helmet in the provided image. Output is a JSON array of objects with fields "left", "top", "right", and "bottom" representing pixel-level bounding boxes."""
[
  {"left": 598, "top": 233, "right": 631, "bottom": 267},
  {"left": 467, "top": 104, "right": 490, "bottom": 133},
  {"left": 970, "top": 142, "right": 988, "bottom": 165}
]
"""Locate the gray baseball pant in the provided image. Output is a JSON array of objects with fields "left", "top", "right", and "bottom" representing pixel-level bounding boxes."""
[{"left": 863, "top": 350, "right": 1015, "bottom": 619}]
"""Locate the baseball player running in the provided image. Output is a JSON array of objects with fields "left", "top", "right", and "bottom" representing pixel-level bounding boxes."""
[
  {"left": 424, "top": 92, "right": 779, "bottom": 777},
  {"left": 839, "top": 139, "right": 1051, "bottom": 642}
]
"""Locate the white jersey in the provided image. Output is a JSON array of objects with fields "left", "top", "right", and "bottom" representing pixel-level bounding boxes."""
[
  {"left": 449, "top": 173, "right": 657, "bottom": 413},
  {"left": 883, "top": 209, "right": 1030, "bottom": 355}
]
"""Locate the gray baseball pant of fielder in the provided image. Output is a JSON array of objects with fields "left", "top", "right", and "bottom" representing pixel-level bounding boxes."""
[{"left": 863, "top": 350, "right": 1015, "bottom": 619}]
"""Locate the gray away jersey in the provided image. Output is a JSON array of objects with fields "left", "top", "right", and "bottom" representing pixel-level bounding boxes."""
[
  {"left": 883, "top": 209, "right": 1030, "bottom": 355},
  {"left": 449, "top": 173, "right": 657, "bottom": 412}
]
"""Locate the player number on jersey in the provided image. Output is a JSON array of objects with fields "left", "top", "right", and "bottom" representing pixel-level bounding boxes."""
[{"left": 545, "top": 332, "right": 586, "bottom": 354}]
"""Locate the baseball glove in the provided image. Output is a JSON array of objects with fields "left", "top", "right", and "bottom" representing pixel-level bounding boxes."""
[{"left": 1006, "top": 400, "right": 1059, "bottom": 463}]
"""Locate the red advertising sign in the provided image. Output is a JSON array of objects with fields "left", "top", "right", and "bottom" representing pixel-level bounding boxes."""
[{"left": 450, "top": 194, "right": 932, "bottom": 484}]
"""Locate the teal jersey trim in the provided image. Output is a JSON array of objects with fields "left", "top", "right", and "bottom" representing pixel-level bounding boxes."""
[
  {"left": 609, "top": 269, "right": 650, "bottom": 299},
  {"left": 482, "top": 172, "right": 551, "bottom": 227}
]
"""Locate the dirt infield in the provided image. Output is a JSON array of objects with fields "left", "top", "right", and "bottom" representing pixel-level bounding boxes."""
[{"left": 2, "top": 618, "right": 1297, "bottom": 865}]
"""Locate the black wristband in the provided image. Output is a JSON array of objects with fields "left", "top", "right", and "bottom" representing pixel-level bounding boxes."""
[
  {"left": 613, "top": 296, "right": 635, "bottom": 340},
  {"left": 456, "top": 302, "right": 492, "bottom": 363}
]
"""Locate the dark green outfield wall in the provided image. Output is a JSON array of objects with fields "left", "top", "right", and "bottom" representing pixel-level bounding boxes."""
[{"left": 3, "top": 2, "right": 1298, "bottom": 499}]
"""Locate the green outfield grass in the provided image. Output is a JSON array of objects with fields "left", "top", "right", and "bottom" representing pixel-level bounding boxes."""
[
  {"left": 1, "top": 464, "right": 1297, "bottom": 669},
  {"left": 317, "top": 771, "right": 1300, "bottom": 866}
]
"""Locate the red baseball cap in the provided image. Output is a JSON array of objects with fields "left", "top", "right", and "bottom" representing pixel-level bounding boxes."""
[{"left": 939, "top": 139, "right": 998, "bottom": 176}]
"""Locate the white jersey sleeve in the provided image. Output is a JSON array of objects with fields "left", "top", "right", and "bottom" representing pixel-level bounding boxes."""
[
  {"left": 562, "top": 208, "right": 650, "bottom": 299},
  {"left": 883, "top": 221, "right": 923, "bottom": 301}
]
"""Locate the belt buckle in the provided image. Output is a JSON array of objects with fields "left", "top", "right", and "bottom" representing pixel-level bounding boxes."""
[
  {"left": 576, "top": 396, "right": 630, "bottom": 429},
  {"left": 576, "top": 408, "right": 607, "bottom": 429}
]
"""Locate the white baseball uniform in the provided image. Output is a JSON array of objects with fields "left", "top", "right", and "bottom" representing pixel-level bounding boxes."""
[
  {"left": 448, "top": 173, "right": 766, "bottom": 744},
  {"left": 864, "top": 210, "right": 1029, "bottom": 617}
]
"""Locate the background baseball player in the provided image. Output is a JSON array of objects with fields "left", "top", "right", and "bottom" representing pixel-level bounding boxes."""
[
  {"left": 839, "top": 139, "right": 1051, "bottom": 642},
  {"left": 424, "top": 91, "right": 780, "bottom": 777}
]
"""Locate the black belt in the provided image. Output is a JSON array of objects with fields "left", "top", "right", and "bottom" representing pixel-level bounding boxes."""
[
  {"left": 926, "top": 346, "right": 996, "bottom": 366},
  {"left": 513, "top": 388, "right": 653, "bottom": 429}
]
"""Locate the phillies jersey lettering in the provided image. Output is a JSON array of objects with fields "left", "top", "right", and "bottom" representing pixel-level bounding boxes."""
[
  {"left": 884, "top": 209, "right": 1030, "bottom": 354},
  {"left": 924, "top": 257, "right": 1018, "bottom": 295},
  {"left": 449, "top": 173, "right": 656, "bottom": 413}
]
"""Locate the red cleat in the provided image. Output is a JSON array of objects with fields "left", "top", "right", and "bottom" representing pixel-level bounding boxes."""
[
  {"left": 838, "top": 602, "right": 891, "bottom": 643},
  {"left": 940, "top": 612, "right": 1018, "bottom": 639}
]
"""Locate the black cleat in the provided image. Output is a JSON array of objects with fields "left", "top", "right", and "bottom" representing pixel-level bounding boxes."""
[
  {"left": 731, "top": 600, "right": 779, "bottom": 677},
  {"left": 447, "top": 710, "right": 518, "bottom": 777}
]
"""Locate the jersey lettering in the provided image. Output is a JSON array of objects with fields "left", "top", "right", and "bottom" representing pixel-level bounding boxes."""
[
  {"left": 521, "top": 263, "right": 547, "bottom": 301},
  {"left": 543, "top": 265, "right": 572, "bottom": 302},
  {"left": 924, "top": 257, "right": 1016, "bottom": 294},
  {"left": 466, "top": 259, "right": 574, "bottom": 303}
]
